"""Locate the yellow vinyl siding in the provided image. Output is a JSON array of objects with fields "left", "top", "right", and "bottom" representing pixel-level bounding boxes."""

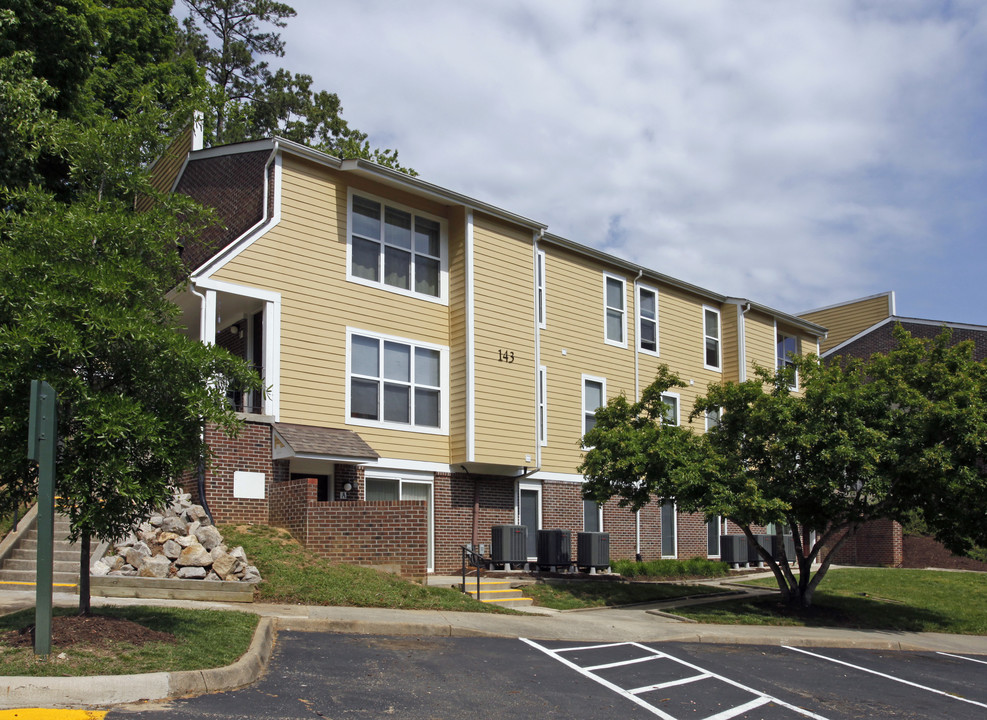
[
  {"left": 801, "top": 294, "right": 891, "bottom": 353},
  {"left": 743, "top": 310, "right": 776, "bottom": 379},
  {"left": 471, "top": 213, "right": 537, "bottom": 465},
  {"left": 539, "top": 247, "right": 636, "bottom": 473},
  {"left": 721, "top": 304, "right": 740, "bottom": 384},
  {"left": 448, "top": 208, "right": 468, "bottom": 462},
  {"left": 212, "top": 155, "right": 452, "bottom": 462},
  {"left": 639, "top": 288, "right": 724, "bottom": 434}
]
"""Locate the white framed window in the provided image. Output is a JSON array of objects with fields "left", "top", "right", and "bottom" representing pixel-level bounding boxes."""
[
  {"left": 776, "top": 330, "right": 799, "bottom": 389},
  {"left": 538, "top": 365, "right": 547, "bottom": 446},
  {"left": 583, "top": 499, "right": 603, "bottom": 533},
  {"left": 707, "top": 516, "right": 722, "bottom": 557},
  {"left": 703, "top": 305, "right": 721, "bottom": 371},
  {"left": 661, "top": 500, "right": 677, "bottom": 558},
  {"left": 582, "top": 375, "right": 606, "bottom": 437},
  {"left": 603, "top": 273, "right": 626, "bottom": 347},
  {"left": 365, "top": 470, "right": 434, "bottom": 572},
  {"left": 346, "top": 328, "right": 448, "bottom": 434},
  {"left": 536, "top": 249, "right": 547, "bottom": 329},
  {"left": 661, "top": 392, "right": 680, "bottom": 426},
  {"left": 637, "top": 284, "right": 659, "bottom": 356},
  {"left": 705, "top": 408, "right": 720, "bottom": 431},
  {"left": 347, "top": 190, "right": 448, "bottom": 303}
]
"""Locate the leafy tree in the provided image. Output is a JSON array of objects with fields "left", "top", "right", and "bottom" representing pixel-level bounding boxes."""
[
  {"left": 580, "top": 329, "right": 987, "bottom": 608},
  {"left": 179, "top": 0, "right": 414, "bottom": 173},
  {"left": 0, "top": 4, "right": 260, "bottom": 614}
]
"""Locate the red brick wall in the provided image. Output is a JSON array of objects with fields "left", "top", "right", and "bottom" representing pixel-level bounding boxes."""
[
  {"left": 433, "top": 473, "right": 515, "bottom": 573},
  {"left": 303, "top": 500, "right": 427, "bottom": 579},
  {"left": 824, "top": 519, "right": 903, "bottom": 566},
  {"left": 201, "top": 421, "right": 273, "bottom": 524},
  {"left": 270, "top": 475, "right": 428, "bottom": 577}
]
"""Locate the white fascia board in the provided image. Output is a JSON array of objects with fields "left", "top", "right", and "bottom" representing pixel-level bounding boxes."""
[
  {"left": 187, "top": 139, "right": 276, "bottom": 160},
  {"left": 193, "top": 277, "right": 282, "bottom": 303},
  {"left": 365, "top": 457, "right": 453, "bottom": 474},
  {"left": 528, "top": 470, "right": 585, "bottom": 484}
]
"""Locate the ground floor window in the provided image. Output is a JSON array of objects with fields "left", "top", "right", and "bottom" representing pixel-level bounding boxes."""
[
  {"left": 707, "top": 516, "right": 722, "bottom": 557},
  {"left": 583, "top": 499, "right": 602, "bottom": 533},
  {"left": 365, "top": 474, "right": 434, "bottom": 571}
]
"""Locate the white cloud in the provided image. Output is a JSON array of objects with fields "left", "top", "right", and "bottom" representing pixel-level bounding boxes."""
[{"left": 272, "top": 0, "right": 987, "bottom": 318}]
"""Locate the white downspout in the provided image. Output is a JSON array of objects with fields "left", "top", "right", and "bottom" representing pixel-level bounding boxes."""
[
  {"left": 533, "top": 229, "right": 545, "bottom": 470},
  {"left": 632, "top": 269, "right": 643, "bottom": 559},
  {"left": 738, "top": 302, "right": 751, "bottom": 381}
]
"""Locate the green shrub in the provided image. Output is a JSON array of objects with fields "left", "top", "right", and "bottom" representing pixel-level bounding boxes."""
[{"left": 612, "top": 557, "right": 728, "bottom": 578}]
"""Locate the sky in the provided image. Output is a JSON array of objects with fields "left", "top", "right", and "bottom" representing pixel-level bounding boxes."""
[{"left": 196, "top": 1, "right": 987, "bottom": 323}]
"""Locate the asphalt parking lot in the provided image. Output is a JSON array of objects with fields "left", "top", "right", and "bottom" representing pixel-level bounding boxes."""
[{"left": 107, "top": 632, "right": 987, "bottom": 719}]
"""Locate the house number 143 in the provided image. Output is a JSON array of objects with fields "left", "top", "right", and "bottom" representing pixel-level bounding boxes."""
[{"left": 498, "top": 349, "right": 515, "bottom": 363}]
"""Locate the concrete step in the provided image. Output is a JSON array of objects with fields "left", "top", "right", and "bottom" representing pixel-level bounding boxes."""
[
  {"left": 3, "top": 559, "right": 78, "bottom": 573},
  {"left": 9, "top": 549, "right": 80, "bottom": 562},
  {"left": 462, "top": 580, "right": 534, "bottom": 608}
]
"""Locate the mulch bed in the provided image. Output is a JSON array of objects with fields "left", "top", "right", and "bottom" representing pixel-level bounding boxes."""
[{"left": 1, "top": 614, "right": 177, "bottom": 649}]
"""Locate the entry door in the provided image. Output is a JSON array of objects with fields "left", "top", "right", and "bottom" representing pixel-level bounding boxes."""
[{"left": 518, "top": 486, "right": 541, "bottom": 559}]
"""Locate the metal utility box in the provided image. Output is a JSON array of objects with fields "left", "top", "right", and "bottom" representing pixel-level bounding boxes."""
[
  {"left": 749, "top": 534, "right": 772, "bottom": 566},
  {"left": 719, "top": 535, "right": 748, "bottom": 566},
  {"left": 536, "top": 529, "right": 571, "bottom": 569},
  {"left": 491, "top": 525, "right": 527, "bottom": 565},
  {"left": 772, "top": 534, "right": 796, "bottom": 563},
  {"left": 576, "top": 532, "right": 610, "bottom": 570}
]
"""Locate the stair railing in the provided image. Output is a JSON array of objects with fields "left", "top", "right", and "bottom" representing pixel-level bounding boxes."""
[{"left": 460, "top": 545, "right": 488, "bottom": 598}]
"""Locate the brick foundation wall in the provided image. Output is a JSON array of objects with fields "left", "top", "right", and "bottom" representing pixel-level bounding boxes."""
[
  {"left": 201, "top": 420, "right": 273, "bottom": 524},
  {"left": 824, "top": 519, "right": 903, "bottom": 566},
  {"left": 433, "top": 473, "right": 515, "bottom": 573}
]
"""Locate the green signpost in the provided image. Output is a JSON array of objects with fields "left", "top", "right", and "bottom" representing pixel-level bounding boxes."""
[{"left": 27, "top": 379, "right": 56, "bottom": 657}]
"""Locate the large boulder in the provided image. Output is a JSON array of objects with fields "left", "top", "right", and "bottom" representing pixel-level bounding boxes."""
[
  {"left": 176, "top": 543, "right": 212, "bottom": 567},
  {"left": 195, "top": 525, "right": 223, "bottom": 551},
  {"left": 138, "top": 554, "right": 171, "bottom": 578}
]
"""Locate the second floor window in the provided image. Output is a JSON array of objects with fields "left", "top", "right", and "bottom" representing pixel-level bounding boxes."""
[
  {"left": 777, "top": 333, "right": 799, "bottom": 388},
  {"left": 349, "top": 331, "right": 444, "bottom": 431},
  {"left": 583, "top": 376, "right": 605, "bottom": 436},
  {"left": 349, "top": 193, "right": 443, "bottom": 301},
  {"left": 639, "top": 286, "right": 658, "bottom": 354},
  {"left": 604, "top": 274, "right": 626, "bottom": 346},
  {"left": 703, "top": 306, "right": 721, "bottom": 371}
]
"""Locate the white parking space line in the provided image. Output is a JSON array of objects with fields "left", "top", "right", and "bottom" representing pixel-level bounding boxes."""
[
  {"left": 628, "top": 673, "right": 712, "bottom": 695},
  {"left": 937, "top": 651, "right": 987, "bottom": 666},
  {"left": 586, "top": 655, "right": 662, "bottom": 672},
  {"left": 520, "top": 638, "right": 830, "bottom": 720},
  {"left": 706, "top": 696, "right": 772, "bottom": 720},
  {"left": 785, "top": 646, "right": 987, "bottom": 710}
]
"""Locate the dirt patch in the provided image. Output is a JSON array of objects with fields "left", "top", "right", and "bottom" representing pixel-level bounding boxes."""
[
  {"left": 902, "top": 535, "right": 987, "bottom": 572},
  {"left": 1, "top": 614, "right": 177, "bottom": 649}
]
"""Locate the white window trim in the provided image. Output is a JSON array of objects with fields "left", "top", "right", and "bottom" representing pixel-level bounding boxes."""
[
  {"left": 637, "top": 283, "right": 659, "bottom": 357},
  {"left": 603, "top": 272, "right": 627, "bottom": 348},
  {"left": 661, "top": 500, "right": 678, "bottom": 558},
  {"left": 538, "top": 365, "right": 548, "bottom": 447},
  {"left": 661, "top": 391, "right": 681, "bottom": 426},
  {"left": 536, "top": 249, "right": 547, "bottom": 330},
  {"left": 703, "top": 305, "right": 722, "bottom": 372},
  {"left": 583, "top": 498, "right": 604, "bottom": 533},
  {"left": 345, "top": 327, "right": 450, "bottom": 435},
  {"left": 775, "top": 321, "right": 800, "bottom": 390},
  {"left": 345, "top": 188, "right": 449, "bottom": 305},
  {"left": 365, "top": 470, "right": 434, "bottom": 572},
  {"left": 581, "top": 374, "right": 607, "bottom": 440}
]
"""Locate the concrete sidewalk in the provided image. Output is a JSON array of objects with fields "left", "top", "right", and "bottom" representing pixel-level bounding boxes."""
[{"left": 1, "top": 583, "right": 986, "bottom": 709}]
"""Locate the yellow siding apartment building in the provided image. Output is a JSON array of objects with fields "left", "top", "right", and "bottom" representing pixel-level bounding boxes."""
[{"left": 167, "top": 133, "right": 827, "bottom": 575}]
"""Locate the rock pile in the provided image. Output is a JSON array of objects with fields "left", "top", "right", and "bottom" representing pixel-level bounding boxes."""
[{"left": 92, "top": 492, "right": 261, "bottom": 583}]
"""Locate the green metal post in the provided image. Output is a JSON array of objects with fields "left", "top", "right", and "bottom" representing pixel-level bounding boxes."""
[{"left": 27, "top": 380, "right": 56, "bottom": 657}]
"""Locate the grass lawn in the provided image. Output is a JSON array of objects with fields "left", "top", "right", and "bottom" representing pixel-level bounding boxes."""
[
  {"left": 675, "top": 568, "right": 987, "bottom": 635},
  {"left": 221, "top": 524, "right": 513, "bottom": 613},
  {"left": 522, "top": 580, "right": 728, "bottom": 610},
  {"left": 0, "top": 605, "right": 257, "bottom": 677}
]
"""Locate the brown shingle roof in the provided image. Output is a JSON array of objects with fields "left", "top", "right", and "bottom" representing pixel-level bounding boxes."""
[{"left": 273, "top": 423, "right": 379, "bottom": 460}]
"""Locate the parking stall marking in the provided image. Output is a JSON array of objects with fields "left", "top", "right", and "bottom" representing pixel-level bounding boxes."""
[
  {"left": 785, "top": 646, "right": 987, "bottom": 710},
  {"left": 520, "top": 638, "right": 830, "bottom": 720},
  {"left": 937, "top": 651, "right": 987, "bottom": 666}
]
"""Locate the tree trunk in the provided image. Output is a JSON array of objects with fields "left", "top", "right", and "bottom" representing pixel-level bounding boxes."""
[{"left": 78, "top": 529, "right": 91, "bottom": 616}]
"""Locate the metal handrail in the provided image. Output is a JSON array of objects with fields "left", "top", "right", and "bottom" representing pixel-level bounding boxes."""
[{"left": 460, "top": 545, "right": 488, "bottom": 599}]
